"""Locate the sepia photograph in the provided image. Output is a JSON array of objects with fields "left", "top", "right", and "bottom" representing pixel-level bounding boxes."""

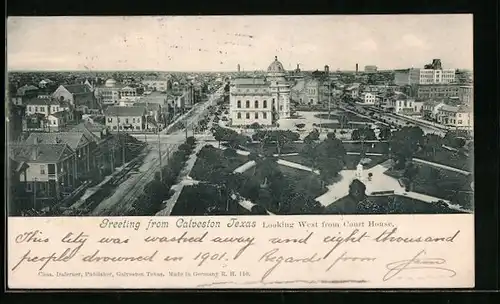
[{"left": 7, "top": 15, "right": 473, "bottom": 218}]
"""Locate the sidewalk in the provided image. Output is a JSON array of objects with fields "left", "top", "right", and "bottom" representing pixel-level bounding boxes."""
[{"left": 156, "top": 142, "right": 205, "bottom": 216}]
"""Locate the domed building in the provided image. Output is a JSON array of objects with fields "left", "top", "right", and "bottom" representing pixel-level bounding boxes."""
[
  {"left": 95, "top": 78, "right": 142, "bottom": 105},
  {"left": 229, "top": 56, "right": 292, "bottom": 126},
  {"left": 105, "top": 78, "right": 117, "bottom": 87}
]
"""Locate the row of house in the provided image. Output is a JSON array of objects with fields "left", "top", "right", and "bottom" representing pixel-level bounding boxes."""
[{"left": 422, "top": 102, "right": 473, "bottom": 130}]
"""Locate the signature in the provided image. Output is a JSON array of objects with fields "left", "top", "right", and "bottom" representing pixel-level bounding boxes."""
[{"left": 383, "top": 250, "right": 456, "bottom": 281}]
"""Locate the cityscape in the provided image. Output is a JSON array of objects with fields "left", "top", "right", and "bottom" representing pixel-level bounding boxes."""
[{"left": 7, "top": 16, "right": 474, "bottom": 217}]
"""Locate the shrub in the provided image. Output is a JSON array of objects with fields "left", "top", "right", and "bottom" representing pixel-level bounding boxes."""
[{"left": 223, "top": 148, "right": 238, "bottom": 158}]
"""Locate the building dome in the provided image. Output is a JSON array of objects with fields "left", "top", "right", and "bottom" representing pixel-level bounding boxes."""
[
  {"left": 105, "top": 78, "right": 116, "bottom": 87},
  {"left": 267, "top": 56, "right": 285, "bottom": 73}
]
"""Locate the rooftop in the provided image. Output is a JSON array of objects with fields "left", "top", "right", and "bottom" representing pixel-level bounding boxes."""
[
  {"left": 10, "top": 143, "right": 74, "bottom": 163},
  {"left": 62, "top": 84, "right": 92, "bottom": 94},
  {"left": 104, "top": 106, "right": 146, "bottom": 117},
  {"left": 25, "top": 132, "right": 92, "bottom": 150},
  {"left": 25, "top": 98, "right": 60, "bottom": 106},
  {"left": 231, "top": 78, "right": 267, "bottom": 86}
]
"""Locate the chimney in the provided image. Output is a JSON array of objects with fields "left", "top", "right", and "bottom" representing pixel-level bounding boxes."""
[
  {"left": 325, "top": 65, "right": 329, "bottom": 74},
  {"left": 356, "top": 63, "right": 359, "bottom": 73}
]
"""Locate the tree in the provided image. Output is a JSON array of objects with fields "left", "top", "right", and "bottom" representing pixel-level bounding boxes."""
[
  {"left": 186, "top": 136, "right": 197, "bottom": 148},
  {"left": 443, "top": 131, "right": 466, "bottom": 149},
  {"left": 248, "top": 152, "right": 259, "bottom": 162},
  {"left": 212, "top": 126, "right": 239, "bottom": 148},
  {"left": 422, "top": 133, "right": 442, "bottom": 157},
  {"left": 378, "top": 127, "right": 392, "bottom": 140},
  {"left": 250, "top": 122, "right": 261, "bottom": 129},
  {"left": 303, "top": 136, "right": 345, "bottom": 183},
  {"left": 349, "top": 179, "right": 367, "bottom": 201},
  {"left": 295, "top": 123, "right": 306, "bottom": 130},
  {"left": 403, "top": 162, "right": 419, "bottom": 191},
  {"left": 326, "top": 132, "right": 336, "bottom": 140},
  {"left": 223, "top": 148, "right": 238, "bottom": 158},
  {"left": 339, "top": 115, "right": 349, "bottom": 129},
  {"left": 351, "top": 129, "right": 360, "bottom": 140},
  {"left": 389, "top": 126, "right": 424, "bottom": 169},
  {"left": 304, "top": 129, "right": 320, "bottom": 144}
]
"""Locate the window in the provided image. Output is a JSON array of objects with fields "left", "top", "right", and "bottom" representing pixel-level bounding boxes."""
[
  {"left": 136, "top": 126, "right": 141, "bottom": 130},
  {"left": 255, "top": 100, "right": 259, "bottom": 108},
  {"left": 52, "top": 120, "right": 56, "bottom": 125},
  {"left": 263, "top": 112, "right": 267, "bottom": 119},
  {"left": 26, "top": 183, "right": 32, "bottom": 192},
  {"left": 458, "top": 120, "right": 463, "bottom": 124},
  {"left": 28, "top": 106, "right": 32, "bottom": 112},
  {"left": 246, "top": 100, "right": 250, "bottom": 108},
  {"left": 263, "top": 100, "right": 267, "bottom": 108},
  {"left": 35, "top": 107, "right": 38, "bottom": 112},
  {"left": 310, "top": 99, "right": 313, "bottom": 104},
  {"left": 272, "top": 98, "right": 275, "bottom": 105},
  {"left": 458, "top": 113, "right": 462, "bottom": 118},
  {"left": 126, "top": 118, "right": 129, "bottom": 124},
  {"left": 237, "top": 112, "right": 242, "bottom": 119},
  {"left": 133, "top": 118, "right": 136, "bottom": 123},
  {"left": 108, "top": 117, "right": 112, "bottom": 123},
  {"left": 40, "top": 165, "right": 46, "bottom": 175},
  {"left": 117, "top": 118, "right": 121, "bottom": 123},
  {"left": 280, "top": 105, "right": 283, "bottom": 111},
  {"left": 246, "top": 113, "right": 250, "bottom": 119},
  {"left": 255, "top": 112, "right": 258, "bottom": 119},
  {"left": 113, "top": 126, "right": 117, "bottom": 130}
]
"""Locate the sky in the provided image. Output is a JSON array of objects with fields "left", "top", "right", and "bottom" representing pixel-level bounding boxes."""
[{"left": 7, "top": 15, "right": 473, "bottom": 72}]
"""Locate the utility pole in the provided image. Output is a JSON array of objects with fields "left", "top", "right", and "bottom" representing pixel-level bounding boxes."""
[
  {"left": 33, "top": 177, "right": 37, "bottom": 210},
  {"left": 185, "top": 112, "right": 188, "bottom": 140},
  {"left": 158, "top": 128, "right": 162, "bottom": 181},
  {"left": 328, "top": 82, "right": 332, "bottom": 121}
]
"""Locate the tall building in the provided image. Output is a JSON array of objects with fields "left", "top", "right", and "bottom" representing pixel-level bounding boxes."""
[
  {"left": 364, "top": 65, "right": 378, "bottom": 73},
  {"left": 229, "top": 56, "right": 291, "bottom": 126},
  {"left": 395, "top": 59, "right": 456, "bottom": 85},
  {"left": 237, "top": 64, "right": 241, "bottom": 72},
  {"left": 417, "top": 84, "right": 461, "bottom": 99},
  {"left": 394, "top": 67, "right": 456, "bottom": 86},
  {"left": 459, "top": 85, "right": 473, "bottom": 104}
]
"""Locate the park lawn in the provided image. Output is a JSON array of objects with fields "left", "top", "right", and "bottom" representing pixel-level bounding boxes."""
[
  {"left": 190, "top": 146, "right": 248, "bottom": 182},
  {"left": 324, "top": 195, "right": 465, "bottom": 214},
  {"left": 170, "top": 184, "right": 252, "bottom": 216},
  {"left": 238, "top": 162, "right": 328, "bottom": 213},
  {"left": 415, "top": 147, "right": 472, "bottom": 172},
  {"left": 343, "top": 142, "right": 390, "bottom": 154},
  {"left": 384, "top": 163, "right": 473, "bottom": 211},
  {"left": 411, "top": 164, "right": 473, "bottom": 210}
]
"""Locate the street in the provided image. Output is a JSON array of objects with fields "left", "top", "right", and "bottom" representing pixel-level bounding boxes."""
[
  {"left": 341, "top": 103, "right": 447, "bottom": 136},
  {"left": 89, "top": 86, "right": 224, "bottom": 216}
]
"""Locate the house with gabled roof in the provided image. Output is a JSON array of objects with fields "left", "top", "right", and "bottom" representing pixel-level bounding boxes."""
[
  {"left": 52, "top": 84, "right": 97, "bottom": 109},
  {"left": 16, "top": 84, "right": 39, "bottom": 97},
  {"left": 9, "top": 143, "right": 78, "bottom": 209},
  {"left": 25, "top": 132, "right": 94, "bottom": 176},
  {"left": 104, "top": 106, "right": 146, "bottom": 132}
]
